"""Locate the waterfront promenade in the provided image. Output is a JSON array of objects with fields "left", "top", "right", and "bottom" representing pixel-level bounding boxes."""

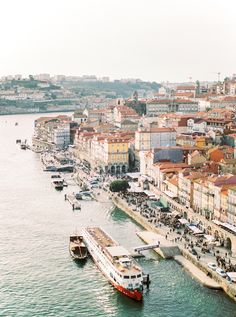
[
  {"left": 110, "top": 192, "right": 236, "bottom": 301},
  {"left": 74, "top": 163, "right": 236, "bottom": 298}
]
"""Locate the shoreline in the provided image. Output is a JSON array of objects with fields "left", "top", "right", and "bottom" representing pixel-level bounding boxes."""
[
  {"left": 111, "top": 193, "right": 236, "bottom": 301},
  {"left": 65, "top": 165, "right": 236, "bottom": 301},
  {"left": 0, "top": 109, "right": 75, "bottom": 117}
]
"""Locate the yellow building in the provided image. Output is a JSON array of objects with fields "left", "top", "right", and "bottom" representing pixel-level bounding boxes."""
[
  {"left": 195, "top": 136, "right": 206, "bottom": 148},
  {"left": 103, "top": 137, "right": 129, "bottom": 174}
]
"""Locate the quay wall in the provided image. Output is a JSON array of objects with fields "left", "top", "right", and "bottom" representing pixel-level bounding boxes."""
[
  {"left": 112, "top": 195, "right": 159, "bottom": 232},
  {"left": 180, "top": 249, "right": 236, "bottom": 301},
  {"left": 112, "top": 194, "right": 236, "bottom": 302}
]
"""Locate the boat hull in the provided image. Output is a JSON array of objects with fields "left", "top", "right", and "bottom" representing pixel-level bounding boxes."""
[
  {"left": 115, "top": 284, "right": 142, "bottom": 301},
  {"left": 69, "top": 249, "right": 87, "bottom": 261},
  {"left": 89, "top": 248, "right": 143, "bottom": 301}
]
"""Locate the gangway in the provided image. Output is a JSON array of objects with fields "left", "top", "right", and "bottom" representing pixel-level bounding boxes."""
[{"left": 133, "top": 243, "right": 160, "bottom": 253}]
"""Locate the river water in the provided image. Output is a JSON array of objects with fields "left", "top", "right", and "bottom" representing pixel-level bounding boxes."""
[{"left": 0, "top": 113, "right": 236, "bottom": 317}]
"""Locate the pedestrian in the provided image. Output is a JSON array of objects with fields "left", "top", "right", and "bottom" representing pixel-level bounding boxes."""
[
  {"left": 165, "top": 235, "right": 167, "bottom": 240},
  {"left": 225, "top": 252, "right": 227, "bottom": 258}
]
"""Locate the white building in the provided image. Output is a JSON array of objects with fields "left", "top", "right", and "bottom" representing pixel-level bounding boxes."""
[
  {"left": 135, "top": 127, "right": 176, "bottom": 151},
  {"left": 52, "top": 124, "right": 70, "bottom": 149},
  {"left": 187, "top": 118, "right": 207, "bottom": 134},
  {"left": 72, "top": 112, "right": 88, "bottom": 124},
  {"left": 35, "top": 73, "right": 51, "bottom": 81},
  {"left": 146, "top": 99, "right": 199, "bottom": 116},
  {"left": 228, "top": 188, "right": 236, "bottom": 225}
]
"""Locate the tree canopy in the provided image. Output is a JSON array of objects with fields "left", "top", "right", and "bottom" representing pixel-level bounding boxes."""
[{"left": 109, "top": 180, "right": 130, "bottom": 192}]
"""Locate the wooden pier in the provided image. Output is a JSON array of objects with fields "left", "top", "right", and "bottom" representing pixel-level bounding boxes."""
[{"left": 65, "top": 194, "right": 81, "bottom": 210}]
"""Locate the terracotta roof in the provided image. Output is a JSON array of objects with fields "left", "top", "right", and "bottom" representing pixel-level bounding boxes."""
[
  {"left": 176, "top": 85, "right": 195, "bottom": 90},
  {"left": 174, "top": 92, "right": 194, "bottom": 97},
  {"left": 147, "top": 98, "right": 197, "bottom": 104},
  {"left": 168, "top": 177, "right": 178, "bottom": 186},
  {"left": 138, "top": 128, "right": 176, "bottom": 133}
]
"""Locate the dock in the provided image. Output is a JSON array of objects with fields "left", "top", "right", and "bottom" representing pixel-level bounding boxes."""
[
  {"left": 65, "top": 194, "right": 81, "bottom": 210},
  {"left": 136, "top": 231, "right": 181, "bottom": 259},
  {"left": 137, "top": 231, "right": 221, "bottom": 289}
]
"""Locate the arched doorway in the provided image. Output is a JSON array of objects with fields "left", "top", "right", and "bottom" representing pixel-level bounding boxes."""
[
  {"left": 110, "top": 165, "right": 115, "bottom": 174},
  {"left": 122, "top": 165, "right": 126, "bottom": 173},
  {"left": 116, "top": 165, "right": 120, "bottom": 174},
  {"left": 225, "top": 237, "right": 232, "bottom": 251}
]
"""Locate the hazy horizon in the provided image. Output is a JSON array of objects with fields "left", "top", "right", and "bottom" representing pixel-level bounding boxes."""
[{"left": 0, "top": 0, "right": 235, "bottom": 82}]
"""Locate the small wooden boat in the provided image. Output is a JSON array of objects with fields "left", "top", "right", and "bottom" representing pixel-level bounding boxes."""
[{"left": 69, "top": 235, "right": 87, "bottom": 260}]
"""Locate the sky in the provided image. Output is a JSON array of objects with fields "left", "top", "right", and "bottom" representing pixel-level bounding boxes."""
[{"left": 0, "top": 0, "right": 235, "bottom": 82}]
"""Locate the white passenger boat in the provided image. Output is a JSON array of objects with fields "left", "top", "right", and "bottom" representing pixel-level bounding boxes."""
[{"left": 82, "top": 227, "right": 144, "bottom": 301}]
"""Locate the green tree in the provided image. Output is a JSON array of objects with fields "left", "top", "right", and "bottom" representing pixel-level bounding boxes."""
[{"left": 109, "top": 180, "right": 130, "bottom": 192}]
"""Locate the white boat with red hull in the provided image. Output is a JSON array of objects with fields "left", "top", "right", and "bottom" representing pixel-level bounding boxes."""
[{"left": 82, "top": 227, "right": 144, "bottom": 301}]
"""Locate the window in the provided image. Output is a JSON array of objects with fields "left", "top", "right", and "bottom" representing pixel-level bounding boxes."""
[
  {"left": 137, "top": 274, "right": 141, "bottom": 278},
  {"left": 131, "top": 275, "right": 136, "bottom": 279},
  {"left": 124, "top": 276, "right": 129, "bottom": 279}
]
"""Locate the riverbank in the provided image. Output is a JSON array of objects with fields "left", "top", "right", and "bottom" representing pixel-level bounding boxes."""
[
  {"left": 63, "top": 162, "right": 236, "bottom": 300},
  {"left": 0, "top": 109, "right": 75, "bottom": 116},
  {"left": 111, "top": 193, "right": 236, "bottom": 301}
]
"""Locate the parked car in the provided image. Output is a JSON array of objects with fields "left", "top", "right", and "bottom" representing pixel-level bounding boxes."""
[
  {"left": 216, "top": 268, "right": 227, "bottom": 278},
  {"left": 208, "top": 263, "right": 217, "bottom": 271},
  {"left": 90, "top": 183, "right": 99, "bottom": 189},
  {"left": 190, "top": 248, "right": 198, "bottom": 256}
]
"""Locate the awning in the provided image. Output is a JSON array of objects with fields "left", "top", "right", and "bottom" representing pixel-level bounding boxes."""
[
  {"left": 128, "top": 182, "right": 143, "bottom": 193},
  {"left": 178, "top": 218, "right": 189, "bottom": 225},
  {"left": 212, "top": 219, "right": 223, "bottom": 226},
  {"left": 222, "top": 223, "right": 236, "bottom": 234},
  {"left": 144, "top": 190, "right": 157, "bottom": 198},
  {"left": 188, "top": 224, "right": 204, "bottom": 235},
  {"left": 126, "top": 172, "right": 140, "bottom": 179}
]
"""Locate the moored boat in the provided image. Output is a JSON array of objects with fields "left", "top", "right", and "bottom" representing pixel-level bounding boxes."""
[
  {"left": 44, "top": 165, "right": 57, "bottom": 172},
  {"left": 51, "top": 178, "right": 64, "bottom": 190},
  {"left": 20, "top": 143, "right": 27, "bottom": 150},
  {"left": 82, "top": 227, "right": 144, "bottom": 301},
  {"left": 69, "top": 235, "right": 87, "bottom": 260}
]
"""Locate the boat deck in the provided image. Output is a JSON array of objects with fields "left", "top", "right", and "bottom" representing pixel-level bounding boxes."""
[
  {"left": 87, "top": 227, "right": 117, "bottom": 249},
  {"left": 86, "top": 227, "right": 142, "bottom": 274}
]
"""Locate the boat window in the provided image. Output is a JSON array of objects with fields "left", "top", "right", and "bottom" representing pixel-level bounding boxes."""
[
  {"left": 137, "top": 274, "right": 141, "bottom": 278},
  {"left": 131, "top": 275, "right": 136, "bottom": 279},
  {"left": 124, "top": 276, "right": 129, "bottom": 279}
]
